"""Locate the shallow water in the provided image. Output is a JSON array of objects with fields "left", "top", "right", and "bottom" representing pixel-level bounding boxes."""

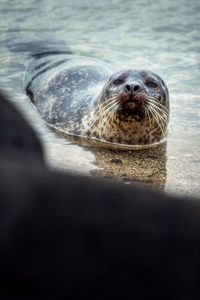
[{"left": 0, "top": 0, "right": 200, "bottom": 197}]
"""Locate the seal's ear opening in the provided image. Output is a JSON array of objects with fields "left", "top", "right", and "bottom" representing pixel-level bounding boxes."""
[{"left": 0, "top": 91, "right": 43, "bottom": 160}]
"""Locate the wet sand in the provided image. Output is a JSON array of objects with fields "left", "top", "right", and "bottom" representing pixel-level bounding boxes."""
[{"left": 44, "top": 128, "right": 200, "bottom": 198}]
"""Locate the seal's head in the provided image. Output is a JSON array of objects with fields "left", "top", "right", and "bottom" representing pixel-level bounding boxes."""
[{"left": 91, "top": 69, "right": 169, "bottom": 146}]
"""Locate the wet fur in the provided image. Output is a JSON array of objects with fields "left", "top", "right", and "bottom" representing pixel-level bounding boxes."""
[{"left": 25, "top": 55, "right": 169, "bottom": 146}]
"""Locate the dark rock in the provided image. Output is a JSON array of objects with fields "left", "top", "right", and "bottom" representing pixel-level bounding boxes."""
[{"left": 109, "top": 158, "right": 123, "bottom": 164}]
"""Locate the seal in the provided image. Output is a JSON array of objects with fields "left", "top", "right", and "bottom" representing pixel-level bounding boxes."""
[{"left": 24, "top": 54, "right": 169, "bottom": 148}]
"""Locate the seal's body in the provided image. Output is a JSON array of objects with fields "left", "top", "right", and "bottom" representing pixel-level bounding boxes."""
[{"left": 25, "top": 54, "right": 169, "bottom": 147}]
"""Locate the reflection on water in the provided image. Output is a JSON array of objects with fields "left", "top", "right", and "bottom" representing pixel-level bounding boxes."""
[{"left": 0, "top": 0, "right": 200, "bottom": 197}]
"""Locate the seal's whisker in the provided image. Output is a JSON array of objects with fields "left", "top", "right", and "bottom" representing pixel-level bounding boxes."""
[
  {"left": 97, "top": 101, "right": 119, "bottom": 120},
  {"left": 91, "top": 101, "right": 118, "bottom": 127},
  {"left": 149, "top": 101, "right": 169, "bottom": 115},
  {"left": 149, "top": 105, "right": 169, "bottom": 120},
  {"left": 94, "top": 99, "right": 118, "bottom": 121},
  {"left": 149, "top": 102, "right": 169, "bottom": 117},
  {"left": 98, "top": 112, "right": 110, "bottom": 128},
  {"left": 92, "top": 105, "right": 116, "bottom": 127},
  {"left": 91, "top": 105, "right": 113, "bottom": 127},
  {"left": 102, "top": 95, "right": 118, "bottom": 105},
  {"left": 101, "top": 99, "right": 119, "bottom": 109},
  {"left": 147, "top": 97, "right": 169, "bottom": 113},
  {"left": 151, "top": 107, "right": 166, "bottom": 138},
  {"left": 147, "top": 98, "right": 169, "bottom": 118},
  {"left": 98, "top": 103, "right": 118, "bottom": 129},
  {"left": 101, "top": 102, "right": 117, "bottom": 123},
  {"left": 149, "top": 104, "right": 169, "bottom": 125},
  {"left": 96, "top": 102, "right": 116, "bottom": 116},
  {"left": 144, "top": 106, "right": 150, "bottom": 124},
  {"left": 148, "top": 106, "right": 165, "bottom": 137},
  {"left": 150, "top": 112, "right": 165, "bottom": 138},
  {"left": 145, "top": 106, "right": 152, "bottom": 126},
  {"left": 151, "top": 109, "right": 165, "bottom": 134},
  {"left": 102, "top": 107, "right": 115, "bottom": 128},
  {"left": 148, "top": 102, "right": 169, "bottom": 121},
  {"left": 150, "top": 105, "right": 166, "bottom": 130},
  {"left": 144, "top": 105, "right": 152, "bottom": 128},
  {"left": 145, "top": 107, "right": 151, "bottom": 127},
  {"left": 144, "top": 107, "right": 147, "bottom": 123},
  {"left": 108, "top": 104, "right": 118, "bottom": 125}
]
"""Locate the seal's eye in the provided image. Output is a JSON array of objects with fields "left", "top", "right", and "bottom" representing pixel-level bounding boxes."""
[
  {"left": 145, "top": 80, "right": 158, "bottom": 89},
  {"left": 113, "top": 79, "right": 123, "bottom": 85}
]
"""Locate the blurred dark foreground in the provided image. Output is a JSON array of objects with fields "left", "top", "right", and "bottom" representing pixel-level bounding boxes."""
[{"left": 0, "top": 91, "right": 200, "bottom": 299}]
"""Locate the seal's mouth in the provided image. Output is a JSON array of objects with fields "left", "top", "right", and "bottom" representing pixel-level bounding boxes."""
[
  {"left": 119, "top": 92, "right": 148, "bottom": 115},
  {"left": 124, "top": 99, "right": 140, "bottom": 111}
]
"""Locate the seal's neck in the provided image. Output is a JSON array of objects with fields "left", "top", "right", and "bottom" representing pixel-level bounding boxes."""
[{"left": 90, "top": 112, "right": 167, "bottom": 145}]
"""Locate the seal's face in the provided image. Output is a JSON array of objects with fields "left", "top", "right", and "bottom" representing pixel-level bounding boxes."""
[
  {"left": 92, "top": 69, "right": 170, "bottom": 146},
  {"left": 101, "top": 69, "right": 169, "bottom": 122}
]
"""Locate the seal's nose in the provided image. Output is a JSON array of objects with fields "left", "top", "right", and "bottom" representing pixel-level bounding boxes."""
[{"left": 124, "top": 83, "right": 141, "bottom": 93}]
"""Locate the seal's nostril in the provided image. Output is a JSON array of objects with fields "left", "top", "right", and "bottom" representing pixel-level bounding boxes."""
[
  {"left": 125, "top": 83, "right": 141, "bottom": 93},
  {"left": 125, "top": 84, "right": 131, "bottom": 92},
  {"left": 133, "top": 85, "right": 140, "bottom": 92}
]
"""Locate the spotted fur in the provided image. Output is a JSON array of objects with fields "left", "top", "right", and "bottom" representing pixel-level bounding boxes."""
[{"left": 25, "top": 54, "right": 169, "bottom": 147}]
